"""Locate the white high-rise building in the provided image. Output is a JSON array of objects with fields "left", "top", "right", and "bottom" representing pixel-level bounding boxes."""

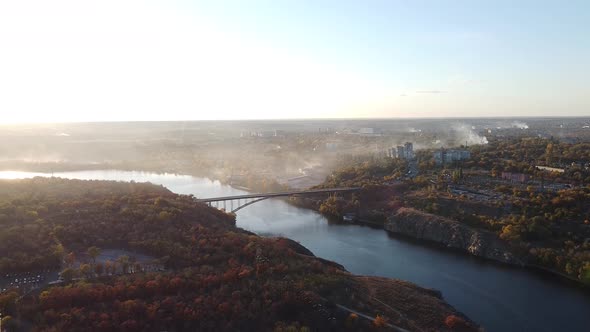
[
  {"left": 404, "top": 142, "right": 414, "bottom": 159},
  {"left": 396, "top": 145, "right": 405, "bottom": 159},
  {"left": 388, "top": 142, "right": 415, "bottom": 160}
]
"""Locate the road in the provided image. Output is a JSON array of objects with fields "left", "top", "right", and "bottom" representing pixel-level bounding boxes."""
[{"left": 197, "top": 187, "right": 361, "bottom": 202}]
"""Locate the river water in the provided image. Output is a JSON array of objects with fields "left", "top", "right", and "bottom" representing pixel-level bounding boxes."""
[{"left": 1, "top": 170, "right": 589, "bottom": 332}]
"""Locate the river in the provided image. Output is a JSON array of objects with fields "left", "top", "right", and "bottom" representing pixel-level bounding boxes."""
[{"left": 1, "top": 170, "right": 589, "bottom": 332}]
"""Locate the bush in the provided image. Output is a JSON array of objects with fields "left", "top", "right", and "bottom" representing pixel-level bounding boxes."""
[
  {"left": 445, "top": 315, "right": 468, "bottom": 329},
  {"left": 373, "top": 314, "right": 388, "bottom": 328}
]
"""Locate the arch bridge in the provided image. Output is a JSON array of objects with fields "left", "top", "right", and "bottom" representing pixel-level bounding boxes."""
[{"left": 197, "top": 187, "right": 361, "bottom": 213}]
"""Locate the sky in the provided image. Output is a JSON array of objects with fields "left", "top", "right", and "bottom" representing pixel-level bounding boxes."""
[{"left": 0, "top": 0, "right": 589, "bottom": 122}]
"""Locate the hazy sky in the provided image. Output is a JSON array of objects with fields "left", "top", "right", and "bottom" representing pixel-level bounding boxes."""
[{"left": 1, "top": 0, "right": 589, "bottom": 122}]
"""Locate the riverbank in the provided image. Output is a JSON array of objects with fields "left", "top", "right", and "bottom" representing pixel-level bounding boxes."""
[
  {"left": 276, "top": 238, "right": 480, "bottom": 331},
  {"left": 385, "top": 208, "right": 522, "bottom": 265},
  {"left": 288, "top": 194, "right": 590, "bottom": 290},
  {"left": 1, "top": 176, "right": 481, "bottom": 332},
  {"left": 4, "top": 169, "right": 590, "bottom": 331},
  {"left": 2, "top": 162, "right": 587, "bottom": 289}
]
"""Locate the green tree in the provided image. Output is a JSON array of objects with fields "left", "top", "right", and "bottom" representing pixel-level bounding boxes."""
[
  {"left": 79, "top": 264, "right": 93, "bottom": 278},
  {"left": 53, "top": 243, "right": 65, "bottom": 260},
  {"left": 117, "top": 255, "right": 130, "bottom": 274},
  {"left": 545, "top": 143, "right": 554, "bottom": 165},
  {"left": 87, "top": 246, "right": 101, "bottom": 264},
  {"left": 65, "top": 252, "right": 76, "bottom": 267},
  {"left": 0, "top": 291, "right": 18, "bottom": 314},
  {"left": 1, "top": 315, "right": 15, "bottom": 331},
  {"left": 318, "top": 196, "right": 342, "bottom": 217},
  {"left": 60, "top": 268, "right": 77, "bottom": 282},
  {"left": 499, "top": 224, "right": 521, "bottom": 242}
]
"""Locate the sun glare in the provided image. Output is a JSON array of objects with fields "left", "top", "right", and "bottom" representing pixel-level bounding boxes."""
[{"left": 0, "top": 1, "right": 395, "bottom": 123}]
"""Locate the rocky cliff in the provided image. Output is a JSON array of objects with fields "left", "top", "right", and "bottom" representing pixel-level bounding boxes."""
[{"left": 385, "top": 207, "right": 522, "bottom": 265}]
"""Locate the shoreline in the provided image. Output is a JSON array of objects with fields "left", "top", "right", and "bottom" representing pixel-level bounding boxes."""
[
  {"left": 3, "top": 165, "right": 589, "bottom": 289},
  {"left": 287, "top": 195, "right": 590, "bottom": 290}
]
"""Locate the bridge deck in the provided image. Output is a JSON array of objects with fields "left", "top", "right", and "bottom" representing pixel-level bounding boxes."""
[{"left": 196, "top": 187, "right": 361, "bottom": 202}]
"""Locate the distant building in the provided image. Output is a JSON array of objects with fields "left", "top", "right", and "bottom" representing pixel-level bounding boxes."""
[
  {"left": 434, "top": 149, "right": 470, "bottom": 165},
  {"left": 388, "top": 142, "right": 415, "bottom": 160},
  {"left": 570, "top": 161, "right": 585, "bottom": 169},
  {"left": 359, "top": 127, "right": 375, "bottom": 135},
  {"left": 358, "top": 127, "right": 382, "bottom": 136},
  {"left": 404, "top": 142, "right": 414, "bottom": 159},
  {"left": 544, "top": 183, "right": 572, "bottom": 191},
  {"left": 501, "top": 172, "right": 530, "bottom": 183},
  {"left": 536, "top": 165, "right": 565, "bottom": 173},
  {"left": 396, "top": 145, "right": 405, "bottom": 159},
  {"left": 325, "top": 141, "right": 340, "bottom": 150},
  {"left": 386, "top": 147, "right": 396, "bottom": 158},
  {"left": 251, "top": 131, "right": 275, "bottom": 138}
]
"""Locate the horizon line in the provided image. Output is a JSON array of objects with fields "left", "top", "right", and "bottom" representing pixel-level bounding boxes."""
[{"left": 2, "top": 115, "right": 590, "bottom": 125}]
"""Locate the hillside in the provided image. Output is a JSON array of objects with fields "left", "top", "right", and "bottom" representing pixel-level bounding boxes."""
[
  {"left": 310, "top": 145, "right": 590, "bottom": 285},
  {"left": 0, "top": 178, "right": 478, "bottom": 331}
]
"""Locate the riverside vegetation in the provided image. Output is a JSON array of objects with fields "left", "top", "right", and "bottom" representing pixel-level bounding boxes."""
[
  {"left": 0, "top": 177, "right": 477, "bottom": 331},
  {"left": 311, "top": 138, "right": 590, "bottom": 285}
]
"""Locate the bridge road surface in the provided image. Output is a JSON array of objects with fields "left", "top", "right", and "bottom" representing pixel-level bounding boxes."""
[{"left": 196, "top": 187, "right": 362, "bottom": 203}]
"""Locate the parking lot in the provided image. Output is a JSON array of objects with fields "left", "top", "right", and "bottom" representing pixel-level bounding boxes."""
[{"left": 1, "top": 270, "right": 59, "bottom": 293}]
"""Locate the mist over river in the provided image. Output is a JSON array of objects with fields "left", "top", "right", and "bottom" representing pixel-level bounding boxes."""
[{"left": 2, "top": 170, "right": 590, "bottom": 332}]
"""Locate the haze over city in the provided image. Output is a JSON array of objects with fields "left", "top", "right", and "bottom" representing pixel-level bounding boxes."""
[
  {"left": 3, "top": 2, "right": 590, "bottom": 331},
  {"left": 1, "top": 0, "right": 589, "bottom": 123}
]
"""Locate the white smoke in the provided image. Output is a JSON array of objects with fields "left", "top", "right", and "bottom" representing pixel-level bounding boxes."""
[
  {"left": 452, "top": 124, "right": 488, "bottom": 145},
  {"left": 511, "top": 121, "right": 529, "bottom": 129}
]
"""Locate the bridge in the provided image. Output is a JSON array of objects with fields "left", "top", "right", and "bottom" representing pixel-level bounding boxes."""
[{"left": 197, "top": 187, "right": 361, "bottom": 213}]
